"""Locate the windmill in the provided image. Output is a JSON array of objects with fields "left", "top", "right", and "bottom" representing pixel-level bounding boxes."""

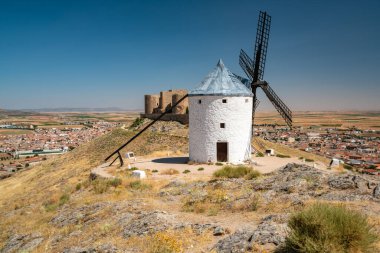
[
  {"left": 234, "top": 11, "right": 292, "bottom": 128},
  {"left": 105, "top": 10, "right": 291, "bottom": 166}
]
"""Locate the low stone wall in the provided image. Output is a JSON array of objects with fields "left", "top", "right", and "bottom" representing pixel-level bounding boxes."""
[{"left": 141, "top": 114, "right": 189, "bottom": 125}]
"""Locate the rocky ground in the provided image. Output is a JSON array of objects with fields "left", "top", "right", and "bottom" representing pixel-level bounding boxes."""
[{"left": 1, "top": 162, "right": 380, "bottom": 253}]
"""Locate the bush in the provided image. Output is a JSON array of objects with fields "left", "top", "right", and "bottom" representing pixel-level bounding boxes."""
[
  {"left": 147, "top": 231, "right": 183, "bottom": 253},
  {"left": 75, "top": 183, "right": 82, "bottom": 191},
  {"left": 233, "top": 195, "right": 260, "bottom": 212},
  {"left": 152, "top": 169, "right": 158, "bottom": 173},
  {"left": 129, "top": 180, "right": 151, "bottom": 190},
  {"left": 108, "top": 178, "right": 122, "bottom": 187},
  {"left": 91, "top": 178, "right": 122, "bottom": 194},
  {"left": 245, "top": 170, "right": 261, "bottom": 180},
  {"left": 43, "top": 199, "right": 58, "bottom": 212},
  {"left": 276, "top": 154, "right": 291, "bottom": 158},
  {"left": 198, "top": 167, "right": 204, "bottom": 171},
  {"left": 305, "top": 158, "right": 314, "bottom": 162},
  {"left": 43, "top": 193, "right": 70, "bottom": 212},
  {"left": 92, "top": 179, "right": 110, "bottom": 194},
  {"left": 59, "top": 193, "right": 70, "bottom": 206},
  {"left": 183, "top": 169, "right": 190, "bottom": 174},
  {"left": 213, "top": 165, "right": 260, "bottom": 179},
  {"left": 256, "top": 152, "right": 264, "bottom": 157},
  {"left": 129, "top": 117, "right": 144, "bottom": 129},
  {"left": 215, "top": 162, "right": 223, "bottom": 166},
  {"left": 343, "top": 164, "right": 353, "bottom": 171},
  {"left": 283, "top": 203, "right": 378, "bottom": 253}
]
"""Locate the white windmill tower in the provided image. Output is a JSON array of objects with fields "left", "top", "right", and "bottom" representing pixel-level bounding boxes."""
[{"left": 188, "top": 59, "right": 253, "bottom": 164}]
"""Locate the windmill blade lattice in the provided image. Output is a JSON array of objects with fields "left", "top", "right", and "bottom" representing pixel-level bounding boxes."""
[
  {"left": 259, "top": 82, "right": 292, "bottom": 128},
  {"left": 238, "top": 11, "right": 293, "bottom": 128}
]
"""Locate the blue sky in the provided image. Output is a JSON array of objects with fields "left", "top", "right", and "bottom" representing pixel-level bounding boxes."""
[{"left": 0, "top": 0, "right": 379, "bottom": 111}]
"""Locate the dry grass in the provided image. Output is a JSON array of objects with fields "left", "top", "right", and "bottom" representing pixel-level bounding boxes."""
[
  {"left": 254, "top": 111, "right": 380, "bottom": 129},
  {"left": 160, "top": 169, "right": 180, "bottom": 175},
  {"left": 253, "top": 137, "right": 330, "bottom": 165},
  {"left": 125, "top": 228, "right": 213, "bottom": 253},
  {"left": 213, "top": 165, "right": 261, "bottom": 179},
  {"left": 0, "top": 128, "right": 189, "bottom": 251}
]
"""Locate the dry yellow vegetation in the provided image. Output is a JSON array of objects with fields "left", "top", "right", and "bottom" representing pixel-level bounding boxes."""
[
  {"left": 0, "top": 128, "right": 189, "bottom": 252},
  {"left": 252, "top": 137, "right": 330, "bottom": 165}
]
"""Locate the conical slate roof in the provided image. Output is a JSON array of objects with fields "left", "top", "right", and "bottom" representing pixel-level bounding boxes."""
[{"left": 189, "top": 59, "right": 253, "bottom": 97}]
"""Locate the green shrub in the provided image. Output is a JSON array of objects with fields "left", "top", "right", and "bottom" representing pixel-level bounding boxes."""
[
  {"left": 283, "top": 203, "right": 378, "bottom": 253},
  {"left": 343, "top": 164, "right": 353, "bottom": 171},
  {"left": 305, "top": 158, "right": 314, "bottom": 162},
  {"left": 215, "top": 162, "right": 223, "bottom": 166},
  {"left": 213, "top": 165, "right": 260, "bottom": 179},
  {"left": 197, "top": 167, "right": 204, "bottom": 171},
  {"left": 298, "top": 157, "right": 304, "bottom": 160},
  {"left": 43, "top": 200, "right": 57, "bottom": 212},
  {"left": 256, "top": 152, "right": 264, "bottom": 157},
  {"left": 108, "top": 178, "right": 122, "bottom": 187},
  {"left": 129, "top": 180, "right": 151, "bottom": 190},
  {"left": 92, "top": 179, "right": 110, "bottom": 194},
  {"left": 59, "top": 193, "right": 70, "bottom": 206},
  {"left": 75, "top": 183, "right": 82, "bottom": 191},
  {"left": 129, "top": 117, "right": 144, "bottom": 129},
  {"left": 183, "top": 169, "right": 190, "bottom": 174},
  {"left": 152, "top": 169, "right": 158, "bottom": 173},
  {"left": 43, "top": 193, "right": 70, "bottom": 212},
  {"left": 276, "top": 154, "right": 291, "bottom": 158},
  {"left": 245, "top": 170, "right": 261, "bottom": 180},
  {"left": 129, "top": 167, "right": 139, "bottom": 171}
]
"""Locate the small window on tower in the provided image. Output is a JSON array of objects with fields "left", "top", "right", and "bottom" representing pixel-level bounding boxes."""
[
  {"left": 198, "top": 99, "right": 202, "bottom": 104},
  {"left": 222, "top": 99, "right": 227, "bottom": 103},
  {"left": 220, "top": 123, "right": 225, "bottom": 128},
  {"left": 245, "top": 99, "right": 249, "bottom": 103}
]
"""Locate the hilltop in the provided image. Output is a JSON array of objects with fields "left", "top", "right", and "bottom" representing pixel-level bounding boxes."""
[{"left": 0, "top": 127, "right": 379, "bottom": 252}]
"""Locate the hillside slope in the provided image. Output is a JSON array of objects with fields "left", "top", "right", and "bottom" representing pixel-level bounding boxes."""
[
  {"left": 1, "top": 128, "right": 379, "bottom": 253},
  {"left": 0, "top": 129, "right": 188, "bottom": 249}
]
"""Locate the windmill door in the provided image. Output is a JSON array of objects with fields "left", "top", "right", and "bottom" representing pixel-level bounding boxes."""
[{"left": 217, "top": 142, "right": 228, "bottom": 162}]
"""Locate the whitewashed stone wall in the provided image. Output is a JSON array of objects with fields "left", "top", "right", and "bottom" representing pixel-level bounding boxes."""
[{"left": 189, "top": 95, "right": 253, "bottom": 164}]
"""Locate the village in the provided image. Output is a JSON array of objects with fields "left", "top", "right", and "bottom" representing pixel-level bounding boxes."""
[
  {"left": 0, "top": 121, "right": 120, "bottom": 177},
  {"left": 255, "top": 124, "right": 380, "bottom": 173}
]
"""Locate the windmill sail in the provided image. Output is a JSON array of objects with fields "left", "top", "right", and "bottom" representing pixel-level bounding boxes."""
[
  {"left": 238, "top": 11, "right": 292, "bottom": 128},
  {"left": 260, "top": 82, "right": 292, "bottom": 127},
  {"left": 252, "top": 11, "right": 271, "bottom": 83}
]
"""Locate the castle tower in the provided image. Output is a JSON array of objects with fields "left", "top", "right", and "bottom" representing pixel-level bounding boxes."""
[
  {"left": 188, "top": 60, "right": 253, "bottom": 163},
  {"left": 144, "top": 95, "right": 159, "bottom": 114}
]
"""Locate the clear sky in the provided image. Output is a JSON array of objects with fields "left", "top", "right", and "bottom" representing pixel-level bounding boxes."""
[{"left": 0, "top": 0, "right": 379, "bottom": 111}]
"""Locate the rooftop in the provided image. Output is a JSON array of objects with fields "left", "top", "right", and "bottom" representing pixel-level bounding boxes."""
[{"left": 189, "top": 59, "right": 253, "bottom": 97}]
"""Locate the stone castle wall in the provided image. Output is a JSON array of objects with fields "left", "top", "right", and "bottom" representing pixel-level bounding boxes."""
[
  {"left": 140, "top": 113, "right": 189, "bottom": 124},
  {"left": 144, "top": 89, "right": 188, "bottom": 115},
  {"left": 172, "top": 92, "right": 188, "bottom": 114},
  {"left": 144, "top": 95, "right": 160, "bottom": 114}
]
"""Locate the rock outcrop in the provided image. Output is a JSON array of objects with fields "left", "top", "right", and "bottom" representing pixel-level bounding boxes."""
[{"left": 0, "top": 233, "right": 44, "bottom": 253}]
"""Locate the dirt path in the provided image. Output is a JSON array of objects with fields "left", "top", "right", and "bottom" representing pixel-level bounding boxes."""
[
  {"left": 91, "top": 154, "right": 328, "bottom": 179},
  {"left": 91, "top": 163, "right": 115, "bottom": 179}
]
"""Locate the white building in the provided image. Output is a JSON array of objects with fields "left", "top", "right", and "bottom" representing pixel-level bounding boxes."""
[{"left": 188, "top": 60, "right": 253, "bottom": 163}]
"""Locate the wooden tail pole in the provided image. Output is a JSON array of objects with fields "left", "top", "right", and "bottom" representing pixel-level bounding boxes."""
[{"left": 105, "top": 94, "right": 189, "bottom": 166}]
